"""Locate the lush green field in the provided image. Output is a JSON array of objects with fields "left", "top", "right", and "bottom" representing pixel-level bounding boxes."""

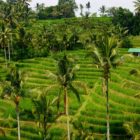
[
  {"left": 0, "top": 36, "right": 140, "bottom": 140},
  {"left": 130, "top": 36, "right": 140, "bottom": 48},
  {"left": 28, "top": 17, "right": 111, "bottom": 32}
]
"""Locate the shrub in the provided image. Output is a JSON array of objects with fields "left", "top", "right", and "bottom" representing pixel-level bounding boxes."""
[
  {"left": 129, "top": 69, "right": 139, "bottom": 76},
  {"left": 121, "top": 37, "right": 133, "bottom": 48}
]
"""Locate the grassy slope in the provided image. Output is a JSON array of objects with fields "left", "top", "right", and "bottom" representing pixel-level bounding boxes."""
[
  {"left": 0, "top": 40, "right": 140, "bottom": 139},
  {"left": 27, "top": 17, "right": 111, "bottom": 32},
  {"left": 130, "top": 36, "right": 140, "bottom": 48}
]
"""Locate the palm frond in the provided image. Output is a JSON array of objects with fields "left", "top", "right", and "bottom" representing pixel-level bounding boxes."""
[
  {"left": 123, "top": 123, "right": 135, "bottom": 136},
  {"left": 69, "top": 83, "right": 80, "bottom": 102},
  {"left": 46, "top": 70, "right": 57, "bottom": 80},
  {"left": 73, "top": 81, "right": 88, "bottom": 95},
  {"left": 134, "top": 0, "right": 140, "bottom": 13},
  {"left": 87, "top": 45, "right": 103, "bottom": 67}
]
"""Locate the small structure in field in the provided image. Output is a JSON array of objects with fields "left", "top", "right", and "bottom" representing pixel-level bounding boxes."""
[{"left": 128, "top": 48, "right": 140, "bottom": 56}]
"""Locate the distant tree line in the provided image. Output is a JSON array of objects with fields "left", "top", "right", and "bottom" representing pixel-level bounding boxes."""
[
  {"left": 36, "top": 0, "right": 77, "bottom": 19},
  {"left": 0, "top": 0, "right": 140, "bottom": 36},
  {"left": 98, "top": 4, "right": 140, "bottom": 35},
  {"left": 0, "top": 0, "right": 139, "bottom": 63}
]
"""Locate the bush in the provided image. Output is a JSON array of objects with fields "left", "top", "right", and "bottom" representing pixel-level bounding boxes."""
[
  {"left": 129, "top": 69, "right": 139, "bottom": 76},
  {"left": 0, "top": 120, "right": 17, "bottom": 128},
  {"left": 121, "top": 37, "right": 133, "bottom": 48}
]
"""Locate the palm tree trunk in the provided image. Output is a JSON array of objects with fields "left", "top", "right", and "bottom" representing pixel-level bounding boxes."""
[
  {"left": 8, "top": 41, "right": 10, "bottom": 62},
  {"left": 11, "top": 34, "right": 14, "bottom": 57},
  {"left": 102, "top": 78, "right": 105, "bottom": 95},
  {"left": 105, "top": 77, "right": 110, "bottom": 140},
  {"left": 4, "top": 47, "right": 7, "bottom": 67},
  {"left": 64, "top": 86, "right": 70, "bottom": 140},
  {"left": 64, "top": 88, "right": 66, "bottom": 114},
  {"left": 16, "top": 104, "right": 21, "bottom": 140},
  {"left": 43, "top": 112, "right": 47, "bottom": 140}
]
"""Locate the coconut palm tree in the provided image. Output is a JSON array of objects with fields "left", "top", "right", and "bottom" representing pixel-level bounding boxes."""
[
  {"left": 80, "top": 4, "right": 84, "bottom": 17},
  {"left": 33, "top": 91, "right": 58, "bottom": 140},
  {"left": 134, "top": 0, "right": 140, "bottom": 14},
  {"left": 86, "top": 1, "right": 90, "bottom": 12},
  {"left": 85, "top": 1, "right": 90, "bottom": 18},
  {"left": 47, "top": 54, "right": 87, "bottom": 140},
  {"left": 99, "top": 5, "right": 106, "bottom": 16},
  {"left": 0, "top": 23, "right": 12, "bottom": 67},
  {"left": 16, "top": 0, "right": 31, "bottom": 24},
  {"left": 88, "top": 35, "right": 121, "bottom": 140},
  {"left": 9, "top": 66, "right": 22, "bottom": 140},
  {"left": 3, "top": 66, "right": 25, "bottom": 140}
]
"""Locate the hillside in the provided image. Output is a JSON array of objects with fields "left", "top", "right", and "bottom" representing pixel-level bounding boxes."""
[{"left": 0, "top": 44, "right": 140, "bottom": 139}]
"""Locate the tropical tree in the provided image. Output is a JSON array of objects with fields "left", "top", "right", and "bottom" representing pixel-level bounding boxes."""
[
  {"left": 86, "top": 1, "right": 90, "bottom": 12},
  {"left": 0, "top": 23, "right": 12, "bottom": 67},
  {"left": 13, "top": 0, "right": 31, "bottom": 25},
  {"left": 3, "top": 66, "right": 25, "bottom": 140},
  {"left": 87, "top": 35, "right": 121, "bottom": 140},
  {"left": 47, "top": 54, "right": 87, "bottom": 140},
  {"left": 58, "top": 0, "right": 77, "bottom": 18},
  {"left": 33, "top": 91, "right": 58, "bottom": 140},
  {"left": 134, "top": 0, "right": 140, "bottom": 14},
  {"left": 99, "top": 5, "right": 106, "bottom": 16},
  {"left": 15, "top": 27, "right": 31, "bottom": 59},
  {"left": 111, "top": 7, "right": 134, "bottom": 34},
  {"left": 85, "top": 1, "right": 91, "bottom": 18},
  {"left": 0, "top": 0, "right": 6, "bottom": 19},
  {"left": 1, "top": 1, "right": 17, "bottom": 28},
  {"left": 79, "top": 4, "right": 84, "bottom": 17},
  {"left": 106, "top": 7, "right": 116, "bottom": 17}
]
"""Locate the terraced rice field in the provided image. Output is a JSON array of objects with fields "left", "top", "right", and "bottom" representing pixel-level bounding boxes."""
[
  {"left": 0, "top": 47, "right": 140, "bottom": 139},
  {"left": 130, "top": 36, "right": 140, "bottom": 48}
]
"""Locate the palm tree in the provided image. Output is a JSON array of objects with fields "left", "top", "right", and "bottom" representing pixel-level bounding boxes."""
[
  {"left": 86, "top": 1, "right": 90, "bottom": 12},
  {"left": 3, "top": 66, "right": 25, "bottom": 140},
  {"left": 0, "top": 23, "right": 12, "bottom": 67},
  {"left": 47, "top": 54, "right": 87, "bottom": 140},
  {"left": 88, "top": 35, "right": 121, "bottom": 140},
  {"left": 99, "top": 5, "right": 106, "bottom": 16},
  {"left": 134, "top": 0, "right": 140, "bottom": 14},
  {"left": 85, "top": 1, "right": 90, "bottom": 18},
  {"left": 80, "top": 4, "right": 84, "bottom": 17},
  {"left": 106, "top": 7, "right": 116, "bottom": 17},
  {"left": 16, "top": 0, "right": 31, "bottom": 24},
  {"left": 33, "top": 91, "right": 58, "bottom": 140}
]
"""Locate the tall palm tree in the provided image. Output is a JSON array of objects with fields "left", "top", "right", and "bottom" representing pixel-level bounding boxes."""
[
  {"left": 16, "top": 0, "right": 31, "bottom": 24},
  {"left": 80, "top": 4, "right": 84, "bottom": 17},
  {"left": 99, "top": 5, "right": 106, "bottom": 16},
  {"left": 0, "top": 23, "right": 12, "bottom": 67},
  {"left": 134, "top": 0, "right": 140, "bottom": 14},
  {"left": 85, "top": 1, "right": 90, "bottom": 18},
  {"left": 3, "top": 66, "right": 25, "bottom": 140},
  {"left": 47, "top": 54, "right": 87, "bottom": 140},
  {"left": 88, "top": 35, "right": 121, "bottom": 140},
  {"left": 86, "top": 1, "right": 90, "bottom": 12}
]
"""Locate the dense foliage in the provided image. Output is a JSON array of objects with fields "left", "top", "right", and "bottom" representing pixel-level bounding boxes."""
[
  {"left": 111, "top": 7, "right": 140, "bottom": 35},
  {"left": 36, "top": 0, "right": 77, "bottom": 19}
]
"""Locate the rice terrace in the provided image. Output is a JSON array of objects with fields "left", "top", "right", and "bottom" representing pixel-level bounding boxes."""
[{"left": 0, "top": 0, "right": 140, "bottom": 140}]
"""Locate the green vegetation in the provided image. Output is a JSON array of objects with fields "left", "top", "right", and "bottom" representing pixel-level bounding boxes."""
[
  {"left": 0, "top": 0, "right": 140, "bottom": 140},
  {"left": 0, "top": 46, "right": 140, "bottom": 139}
]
